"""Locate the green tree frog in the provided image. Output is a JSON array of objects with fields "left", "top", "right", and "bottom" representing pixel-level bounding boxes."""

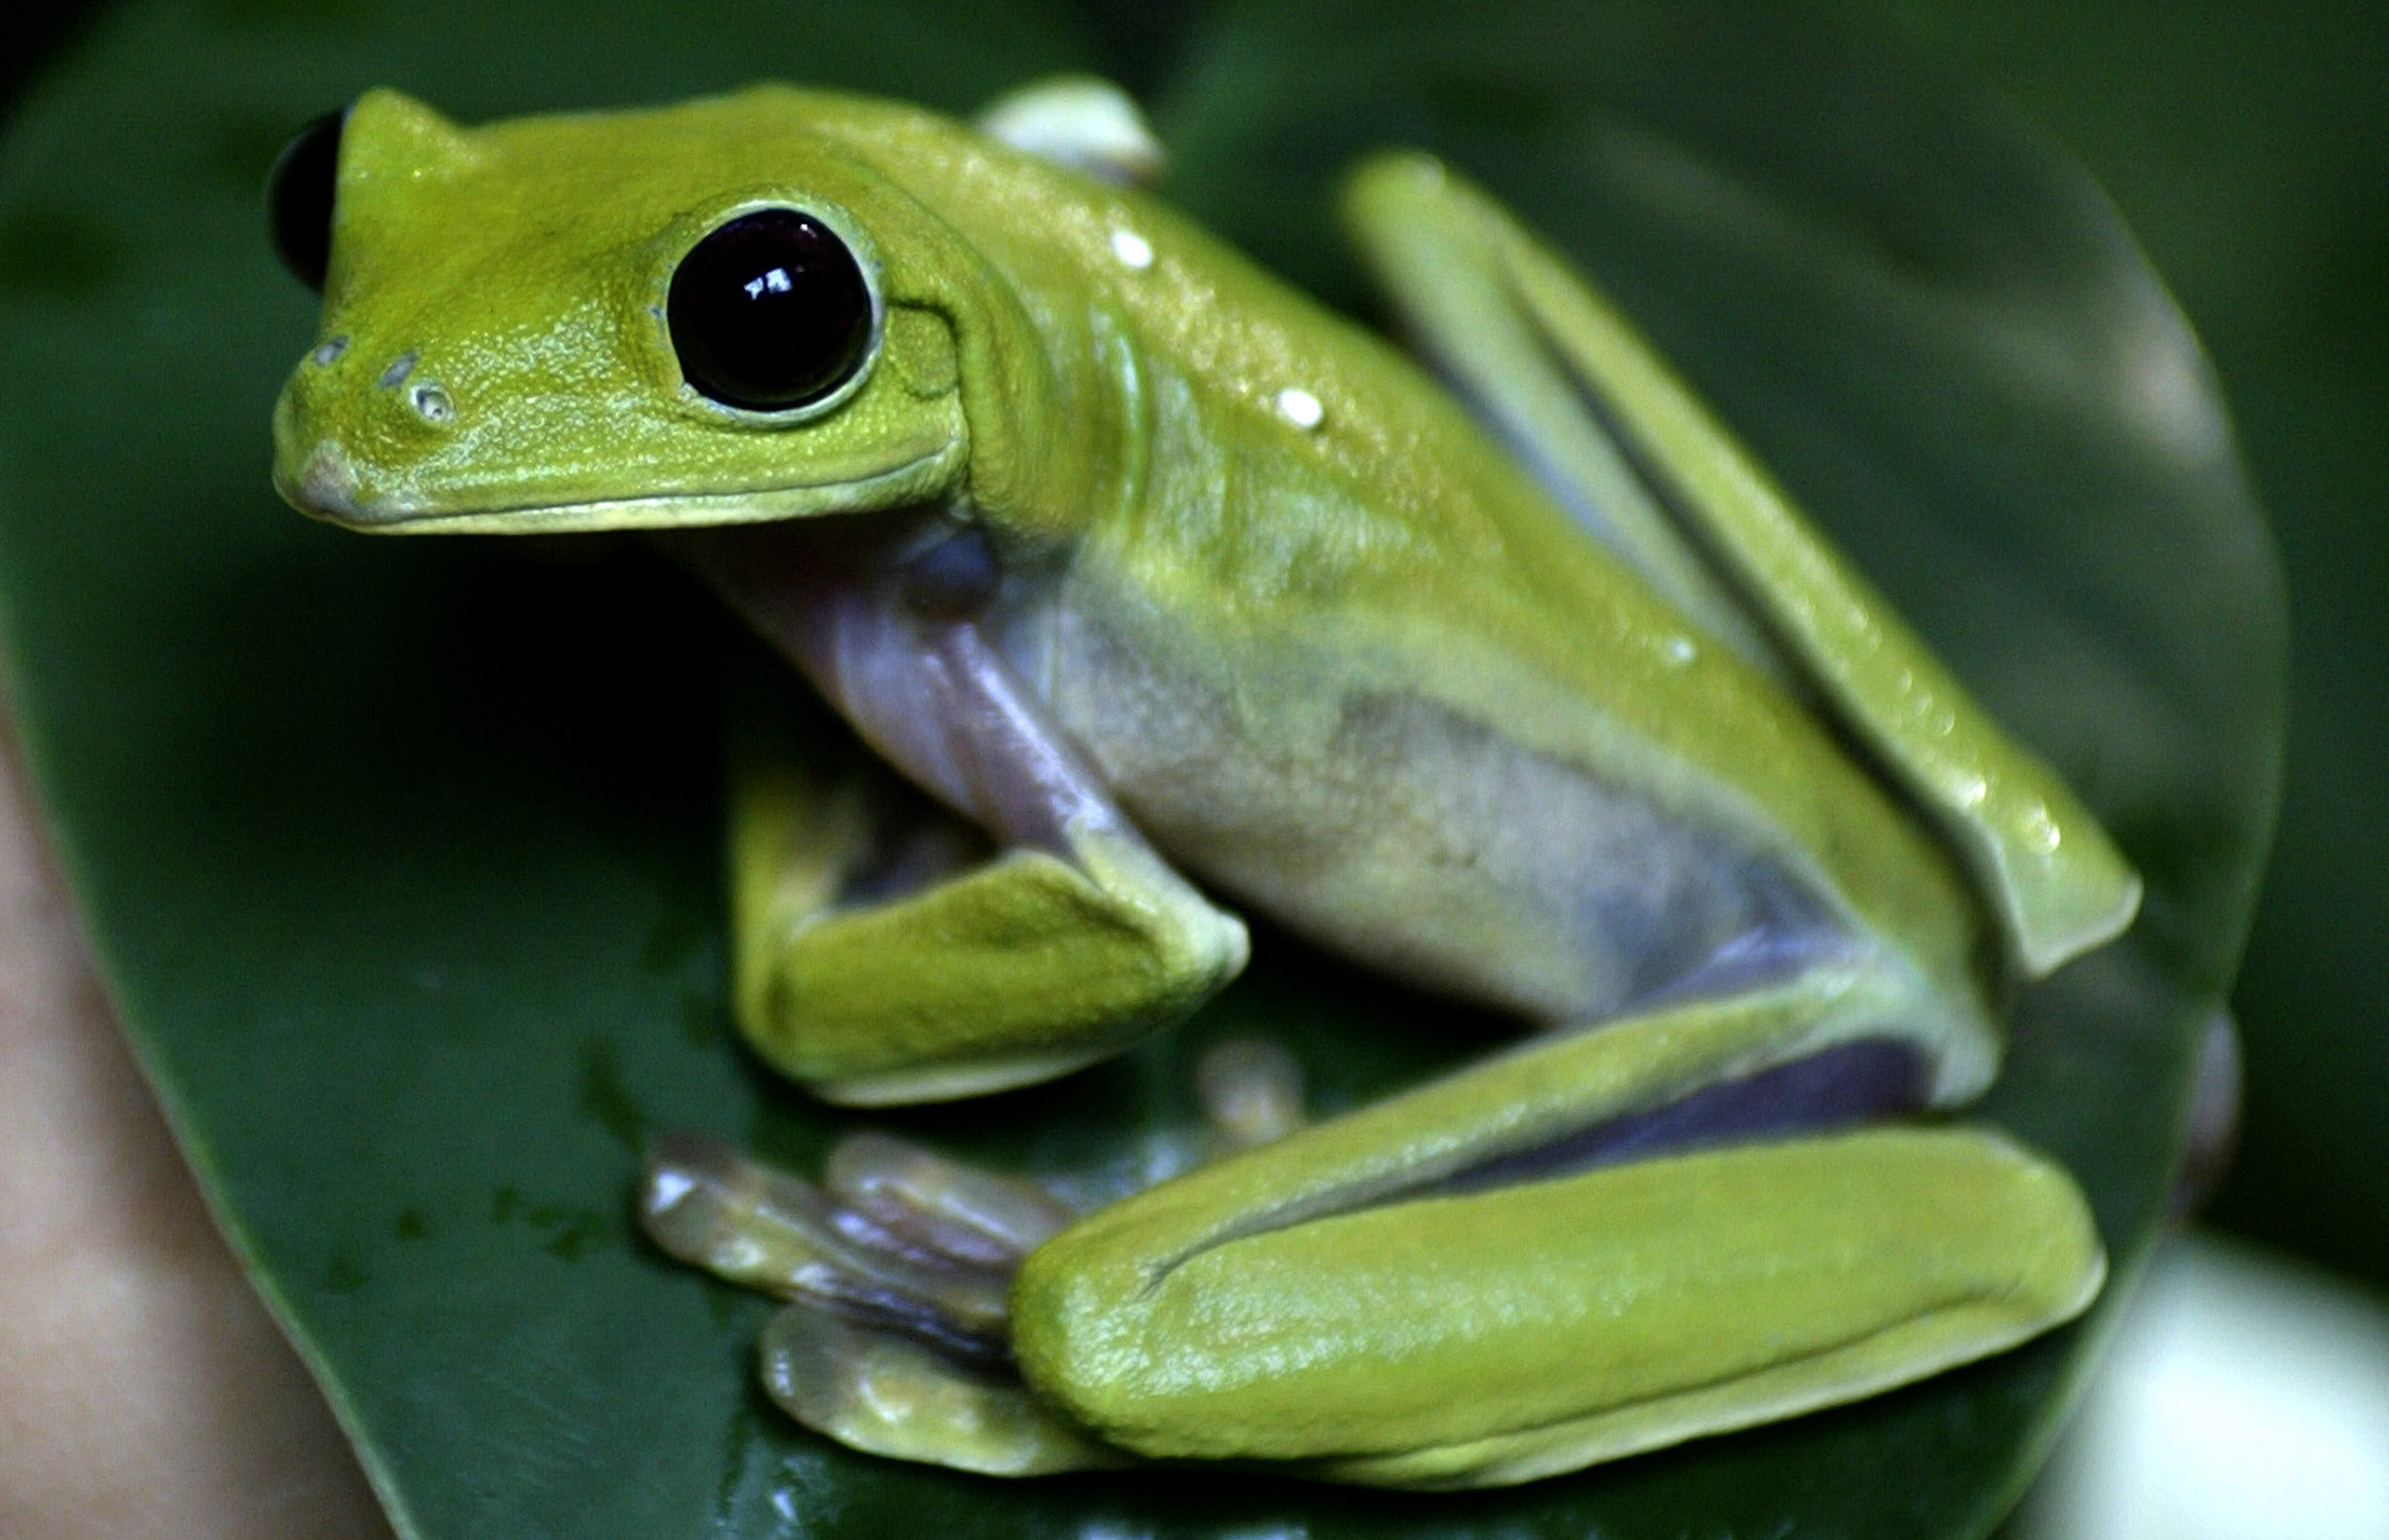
[{"left": 267, "top": 78, "right": 2139, "bottom": 1489}]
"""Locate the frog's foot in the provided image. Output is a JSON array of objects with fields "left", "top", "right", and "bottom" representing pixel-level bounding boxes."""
[
  {"left": 639, "top": 1037, "right": 1306, "bottom": 1474},
  {"left": 640, "top": 1129, "right": 1113, "bottom": 1473}
]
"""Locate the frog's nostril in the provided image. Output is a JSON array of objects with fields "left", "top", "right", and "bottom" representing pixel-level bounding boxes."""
[
  {"left": 409, "top": 383, "right": 453, "bottom": 424},
  {"left": 310, "top": 334, "right": 349, "bottom": 367},
  {"left": 377, "top": 350, "right": 418, "bottom": 388}
]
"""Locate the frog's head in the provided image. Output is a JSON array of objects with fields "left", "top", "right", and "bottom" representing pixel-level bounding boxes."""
[{"left": 269, "top": 88, "right": 994, "bottom": 534}]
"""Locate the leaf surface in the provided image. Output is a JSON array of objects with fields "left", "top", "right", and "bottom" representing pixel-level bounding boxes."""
[{"left": 0, "top": 1, "right": 2281, "bottom": 1535}]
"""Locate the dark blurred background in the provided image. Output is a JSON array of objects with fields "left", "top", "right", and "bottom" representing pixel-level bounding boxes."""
[{"left": 2, "top": 0, "right": 2379, "bottom": 1291}]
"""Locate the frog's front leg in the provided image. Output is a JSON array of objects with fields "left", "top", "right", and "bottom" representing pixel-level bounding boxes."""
[{"left": 668, "top": 517, "right": 1249, "bottom": 1106}]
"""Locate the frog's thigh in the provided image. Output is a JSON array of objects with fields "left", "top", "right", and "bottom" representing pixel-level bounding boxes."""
[
  {"left": 1016, "top": 1124, "right": 2100, "bottom": 1488},
  {"left": 727, "top": 718, "right": 1244, "bottom": 1107}
]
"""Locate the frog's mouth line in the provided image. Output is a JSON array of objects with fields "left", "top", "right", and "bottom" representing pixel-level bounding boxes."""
[{"left": 277, "top": 438, "right": 961, "bottom": 536}]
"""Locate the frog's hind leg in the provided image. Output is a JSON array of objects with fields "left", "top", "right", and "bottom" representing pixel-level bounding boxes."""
[
  {"left": 648, "top": 963, "right": 2101, "bottom": 1486},
  {"left": 1007, "top": 967, "right": 2105, "bottom": 1487}
]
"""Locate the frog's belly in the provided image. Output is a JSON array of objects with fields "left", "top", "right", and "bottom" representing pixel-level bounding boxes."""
[{"left": 1037, "top": 610, "right": 1847, "bottom": 1027}]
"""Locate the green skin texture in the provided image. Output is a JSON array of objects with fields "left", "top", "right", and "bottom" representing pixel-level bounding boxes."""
[{"left": 271, "top": 85, "right": 2140, "bottom": 1488}]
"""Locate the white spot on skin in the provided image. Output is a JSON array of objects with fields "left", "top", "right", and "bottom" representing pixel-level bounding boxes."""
[
  {"left": 1661, "top": 635, "right": 1697, "bottom": 666},
  {"left": 311, "top": 335, "right": 348, "bottom": 367},
  {"left": 1275, "top": 387, "right": 1324, "bottom": 430},
  {"left": 1109, "top": 228, "right": 1153, "bottom": 269}
]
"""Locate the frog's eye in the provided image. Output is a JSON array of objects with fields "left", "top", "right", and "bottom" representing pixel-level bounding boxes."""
[
  {"left": 668, "top": 208, "right": 876, "bottom": 414},
  {"left": 267, "top": 110, "right": 345, "bottom": 293}
]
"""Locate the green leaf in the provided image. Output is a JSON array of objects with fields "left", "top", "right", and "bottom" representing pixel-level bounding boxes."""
[{"left": 0, "top": 1, "right": 2281, "bottom": 1536}]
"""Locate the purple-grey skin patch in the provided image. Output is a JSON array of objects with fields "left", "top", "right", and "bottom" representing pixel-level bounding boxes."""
[
  {"left": 665, "top": 517, "right": 1131, "bottom": 862},
  {"left": 1439, "top": 1037, "right": 1934, "bottom": 1196},
  {"left": 899, "top": 526, "right": 1000, "bottom": 619}
]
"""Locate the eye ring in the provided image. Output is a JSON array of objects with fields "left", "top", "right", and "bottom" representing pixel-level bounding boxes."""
[
  {"left": 666, "top": 206, "right": 879, "bottom": 416},
  {"left": 267, "top": 108, "right": 346, "bottom": 293}
]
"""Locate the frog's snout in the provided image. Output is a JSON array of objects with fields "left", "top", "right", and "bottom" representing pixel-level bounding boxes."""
[{"left": 272, "top": 331, "right": 463, "bottom": 526}]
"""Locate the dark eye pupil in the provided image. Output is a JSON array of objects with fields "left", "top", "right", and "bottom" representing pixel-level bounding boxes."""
[
  {"left": 668, "top": 209, "right": 874, "bottom": 412},
  {"left": 267, "top": 109, "right": 345, "bottom": 292}
]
